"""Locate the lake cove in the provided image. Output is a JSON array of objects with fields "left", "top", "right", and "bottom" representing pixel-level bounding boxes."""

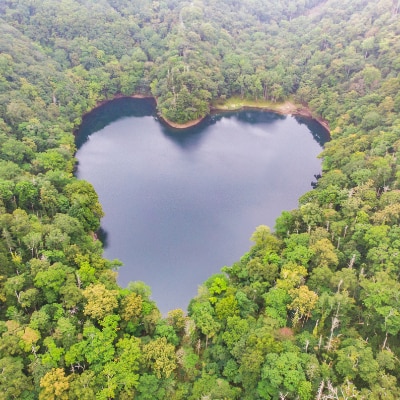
[{"left": 75, "top": 97, "right": 329, "bottom": 313}]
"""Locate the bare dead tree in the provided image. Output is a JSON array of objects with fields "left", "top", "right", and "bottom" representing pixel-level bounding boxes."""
[{"left": 326, "top": 303, "right": 341, "bottom": 352}]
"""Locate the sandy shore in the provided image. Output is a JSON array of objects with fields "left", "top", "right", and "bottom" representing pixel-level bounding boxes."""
[
  {"left": 158, "top": 115, "right": 205, "bottom": 129},
  {"left": 276, "top": 101, "right": 330, "bottom": 132}
]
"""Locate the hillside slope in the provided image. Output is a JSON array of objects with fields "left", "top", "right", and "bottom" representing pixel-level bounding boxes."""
[{"left": 0, "top": 0, "right": 400, "bottom": 398}]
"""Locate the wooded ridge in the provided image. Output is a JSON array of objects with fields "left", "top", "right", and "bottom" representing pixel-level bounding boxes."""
[{"left": 0, "top": 0, "right": 400, "bottom": 398}]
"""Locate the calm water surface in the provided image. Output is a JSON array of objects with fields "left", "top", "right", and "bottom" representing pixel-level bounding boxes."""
[{"left": 76, "top": 98, "right": 328, "bottom": 313}]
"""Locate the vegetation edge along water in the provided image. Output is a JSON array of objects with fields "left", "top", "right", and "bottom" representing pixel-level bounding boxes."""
[{"left": 81, "top": 94, "right": 331, "bottom": 132}]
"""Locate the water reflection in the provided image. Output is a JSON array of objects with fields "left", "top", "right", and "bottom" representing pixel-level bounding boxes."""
[
  {"left": 76, "top": 97, "right": 156, "bottom": 148},
  {"left": 77, "top": 98, "right": 329, "bottom": 151},
  {"left": 75, "top": 98, "right": 329, "bottom": 313},
  {"left": 294, "top": 115, "right": 330, "bottom": 147},
  {"left": 97, "top": 227, "right": 109, "bottom": 249},
  {"left": 158, "top": 117, "right": 212, "bottom": 150},
  {"left": 234, "top": 110, "right": 286, "bottom": 124}
]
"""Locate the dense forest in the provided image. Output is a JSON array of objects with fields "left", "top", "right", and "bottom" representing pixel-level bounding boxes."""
[{"left": 1, "top": 0, "right": 400, "bottom": 398}]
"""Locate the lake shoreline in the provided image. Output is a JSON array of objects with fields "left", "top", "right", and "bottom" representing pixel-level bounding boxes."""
[
  {"left": 76, "top": 102, "right": 328, "bottom": 312},
  {"left": 82, "top": 94, "right": 330, "bottom": 135},
  {"left": 210, "top": 100, "right": 330, "bottom": 134},
  {"left": 157, "top": 114, "right": 206, "bottom": 129},
  {"left": 80, "top": 93, "right": 155, "bottom": 120}
]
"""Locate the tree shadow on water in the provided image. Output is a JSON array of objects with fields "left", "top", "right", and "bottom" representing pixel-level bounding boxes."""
[
  {"left": 75, "top": 97, "right": 156, "bottom": 148},
  {"left": 294, "top": 115, "right": 330, "bottom": 147},
  {"left": 97, "top": 226, "right": 109, "bottom": 249}
]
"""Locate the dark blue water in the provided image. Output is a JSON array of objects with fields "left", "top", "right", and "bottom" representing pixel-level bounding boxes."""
[{"left": 76, "top": 98, "right": 329, "bottom": 313}]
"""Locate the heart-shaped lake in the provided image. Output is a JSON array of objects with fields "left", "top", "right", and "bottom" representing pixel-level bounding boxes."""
[{"left": 76, "top": 97, "right": 328, "bottom": 313}]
